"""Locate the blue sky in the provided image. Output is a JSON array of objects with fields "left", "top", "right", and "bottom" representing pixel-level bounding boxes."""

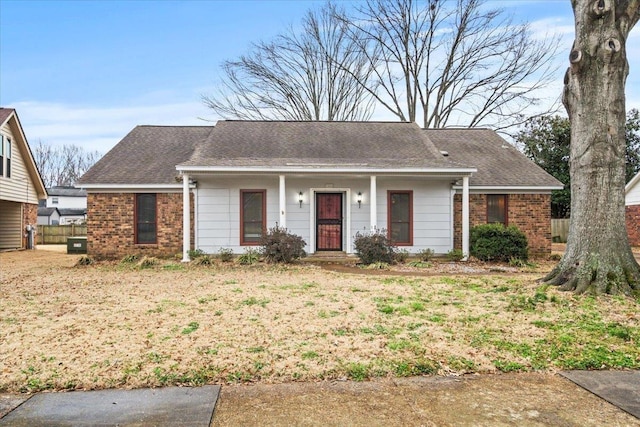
[{"left": 1, "top": 0, "right": 639, "bottom": 153}]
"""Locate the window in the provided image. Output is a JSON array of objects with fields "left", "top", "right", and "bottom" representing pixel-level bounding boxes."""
[
  {"left": 5, "top": 137, "right": 11, "bottom": 178},
  {"left": 487, "top": 194, "right": 508, "bottom": 225},
  {"left": 135, "top": 194, "right": 157, "bottom": 244},
  {"left": 240, "top": 190, "right": 266, "bottom": 245},
  {"left": 388, "top": 191, "right": 413, "bottom": 245},
  {"left": 0, "top": 134, "right": 3, "bottom": 176},
  {"left": 52, "top": 197, "right": 59, "bottom": 205}
]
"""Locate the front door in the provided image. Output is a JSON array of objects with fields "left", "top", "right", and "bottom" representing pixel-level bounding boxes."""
[{"left": 316, "top": 193, "right": 343, "bottom": 251}]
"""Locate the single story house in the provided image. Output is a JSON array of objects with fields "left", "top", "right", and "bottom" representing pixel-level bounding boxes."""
[
  {"left": 37, "top": 207, "right": 61, "bottom": 225},
  {"left": 626, "top": 171, "right": 640, "bottom": 246},
  {"left": 0, "top": 108, "right": 47, "bottom": 250},
  {"left": 77, "top": 121, "right": 562, "bottom": 260}
]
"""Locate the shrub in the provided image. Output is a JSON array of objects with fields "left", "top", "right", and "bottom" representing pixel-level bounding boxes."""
[
  {"left": 238, "top": 248, "right": 260, "bottom": 265},
  {"left": 354, "top": 230, "right": 396, "bottom": 265},
  {"left": 188, "top": 249, "right": 207, "bottom": 259},
  {"left": 395, "top": 249, "right": 409, "bottom": 263},
  {"left": 192, "top": 255, "right": 213, "bottom": 266},
  {"left": 217, "top": 248, "right": 234, "bottom": 263},
  {"left": 260, "top": 226, "right": 306, "bottom": 263},
  {"left": 137, "top": 256, "right": 159, "bottom": 268},
  {"left": 120, "top": 254, "right": 139, "bottom": 264},
  {"left": 470, "top": 224, "right": 528, "bottom": 262},
  {"left": 417, "top": 248, "right": 435, "bottom": 262},
  {"left": 446, "top": 249, "right": 464, "bottom": 262},
  {"left": 75, "top": 255, "right": 93, "bottom": 266}
]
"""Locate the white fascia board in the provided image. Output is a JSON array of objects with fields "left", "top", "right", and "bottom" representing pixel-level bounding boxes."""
[
  {"left": 452, "top": 185, "right": 563, "bottom": 193},
  {"left": 176, "top": 165, "right": 477, "bottom": 175},
  {"left": 625, "top": 172, "right": 640, "bottom": 194},
  {"left": 78, "top": 184, "right": 194, "bottom": 193}
]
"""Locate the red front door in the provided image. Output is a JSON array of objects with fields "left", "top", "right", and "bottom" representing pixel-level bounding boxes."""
[{"left": 316, "top": 193, "right": 343, "bottom": 251}]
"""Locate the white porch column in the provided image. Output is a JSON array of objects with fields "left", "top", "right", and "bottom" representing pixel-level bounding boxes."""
[
  {"left": 182, "top": 173, "right": 191, "bottom": 262},
  {"left": 462, "top": 176, "right": 470, "bottom": 261},
  {"left": 370, "top": 175, "right": 377, "bottom": 230},
  {"left": 279, "top": 175, "right": 286, "bottom": 228}
]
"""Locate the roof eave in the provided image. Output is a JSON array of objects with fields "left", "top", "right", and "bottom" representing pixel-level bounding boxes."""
[
  {"left": 452, "top": 185, "right": 564, "bottom": 192},
  {"left": 176, "top": 165, "right": 477, "bottom": 174}
]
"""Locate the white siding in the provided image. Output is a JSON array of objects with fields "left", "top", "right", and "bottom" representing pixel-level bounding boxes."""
[
  {"left": 0, "top": 200, "right": 22, "bottom": 249},
  {"left": 47, "top": 195, "right": 87, "bottom": 209},
  {"left": 194, "top": 175, "right": 454, "bottom": 255},
  {"left": 0, "top": 121, "right": 39, "bottom": 204},
  {"left": 627, "top": 179, "right": 640, "bottom": 205}
]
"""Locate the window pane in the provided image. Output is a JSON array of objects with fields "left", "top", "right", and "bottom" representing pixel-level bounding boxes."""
[
  {"left": 136, "top": 194, "right": 156, "bottom": 243},
  {"left": 241, "top": 190, "right": 265, "bottom": 244},
  {"left": 137, "top": 223, "right": 157, "bottom": 244},
  {"left": 391, "top": 223, "right": 409, "bottom": 243},
  {"left": 391, "top": 193, "right": 410, "bottom": 222},
  {"left": 243, "top": 193, "right": 263, "bottom": 222},
  {"left": 487, "top": 195, "right": 506, "bottom": 224}
]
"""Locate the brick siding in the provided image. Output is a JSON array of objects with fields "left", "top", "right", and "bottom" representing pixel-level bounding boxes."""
[
  {"left": 87, "top": 193, "right": 194, "bottom": 259},
  {"left": 22, "top": 202, "right": 38, "bottom": 248},
  {"left": 454, "top": 193, "right": 552, "bottom": 257},
  {"left": 626, "top": 205, "right": 640, "bottom": 246}
]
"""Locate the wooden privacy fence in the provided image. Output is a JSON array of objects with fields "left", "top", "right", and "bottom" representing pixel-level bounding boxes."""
[
  {"left": 551, "top": 219, "right": 570, "bottom": 243},
  {"left": 37, "top": 225, "right": 87, "bottom": 245}
]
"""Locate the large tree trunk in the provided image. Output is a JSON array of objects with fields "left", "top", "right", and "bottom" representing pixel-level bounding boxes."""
[{"left": 544, "top": 0, "right": 640, "bottom": 295}]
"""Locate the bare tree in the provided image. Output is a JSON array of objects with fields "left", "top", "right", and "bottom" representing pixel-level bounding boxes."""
[
  {"left": 33, "top": 140, "right": 100, "bottom": 188},
  {"left": 543, "top": 0, "right": 640, "bottom": 295},
  {"left": 337, "top": 0, "right": 560, "bottom": 130},
  {"left": 203, "top": 2, "right": 376, "bottom": 121}
]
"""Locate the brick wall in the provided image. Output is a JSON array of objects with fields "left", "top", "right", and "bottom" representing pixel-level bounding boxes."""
[
  {"left": 454, "top": 193, "right": 552, "bottom": 257},
  {"left": 626, "top": 205, "right": 640, "bottom": 246},
  {"left": 22, "top": 202, "right": 38, "bottom": 248},
  {"left": 87, "top": 193, "right": 194, "bottom": 259}
]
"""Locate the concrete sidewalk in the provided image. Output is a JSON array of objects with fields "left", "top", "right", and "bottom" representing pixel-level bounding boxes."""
[{"left": 1, "top": 372, "right": 639, "bottom": 426}]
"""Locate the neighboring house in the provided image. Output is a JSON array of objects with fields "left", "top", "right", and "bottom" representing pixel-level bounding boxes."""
[
  {"left": 37, "top": 207, "right": 61, "bottom": 225},
  {"left": 625, "top": 171, "right": 640, "bottom": 246},
  {"left": 0, "top": 108, "right": 47, "bottom": 250},
  {"left": 42, "top": 186, "right": 87, "bottom": 224},
  {"left": 78, "top": 121, "right": 562, "bottom": 260}
]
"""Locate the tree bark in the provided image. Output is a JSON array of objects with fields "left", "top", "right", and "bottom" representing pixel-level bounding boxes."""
[{"left": 544, "top": 0, "right": 640, "bottom": 295}]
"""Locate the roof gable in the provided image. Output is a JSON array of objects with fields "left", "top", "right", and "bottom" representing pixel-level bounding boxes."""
[
  {"left": 179, "top": 121, "right": 469, "bottom": 170},
  {"left": 427, "top": 128, "right": 563, "bottom": 188},
  {"left": 79, "top": 126, "right": 213, "bottom": 185},
  {"left": 0, "top": 108, "right": 47, "bottom": 199}
]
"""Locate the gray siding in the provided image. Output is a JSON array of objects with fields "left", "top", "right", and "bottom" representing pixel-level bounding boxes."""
[{"left": 194, "top": 175, "right": 454, "bottom": 255}]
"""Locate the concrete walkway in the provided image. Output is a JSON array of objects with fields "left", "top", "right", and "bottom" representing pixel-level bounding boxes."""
[{"left": 1, "top": 372, "right": 638, "bottom": 426}]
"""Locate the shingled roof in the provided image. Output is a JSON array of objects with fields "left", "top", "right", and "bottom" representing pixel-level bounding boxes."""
[
  {"left": 426, "top": 128, "right": 563, "bottom": 188},
  {"left": 178, "top": 121, "right": 469, "bottom": 170},
  {"left": 79, "top": 126, "right": 213, "bottom": 185}
]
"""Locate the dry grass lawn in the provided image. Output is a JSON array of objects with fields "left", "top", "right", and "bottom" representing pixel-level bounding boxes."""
[{"left": 1, "top": 249, "right": 639, "bottom": 393}]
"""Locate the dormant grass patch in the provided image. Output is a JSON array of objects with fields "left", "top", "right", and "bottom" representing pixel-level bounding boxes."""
[{"left": 1, "top": 250, "right": 638, "bottom": 393}]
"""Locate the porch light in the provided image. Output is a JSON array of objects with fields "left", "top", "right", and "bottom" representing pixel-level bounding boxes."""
[
  {"left": 298, "top": 191, "right": 304, "bottom": 208},
  {"left": 357, "top": 192, "right": 362, "bottom": 208}
]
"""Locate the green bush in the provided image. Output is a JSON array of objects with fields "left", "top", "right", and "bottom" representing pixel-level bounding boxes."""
[
  {"left": 217, "top": 248, "right": 234, "bottom": 262},
  {"left": 446, "top": 249, "right": 464, "bottom": 262},
  {"left": 417, "top": 248, "right": 435, "bottom": 262},
  {"left": 395, "top": 249, "right": 409, "bottom": 263},
  {"left": 470, "top": 224, "right": 528, "bottom": 262},
  {"left": 260, "top": 226, "right": 306, "bottom": 263},
  {"left": 354, "top": 230, "right": 396, "bottom": 265},
  {"left": 238, "top": 248, "right": 260, "bottom": 265},
  {"left": 188, "top": 249, "right": 206, "bottom": 259}
]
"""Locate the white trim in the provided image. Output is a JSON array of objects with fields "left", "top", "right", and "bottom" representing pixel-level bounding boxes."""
[
  {"left": 279, "top": 175, "right": 286, "bottom": 228},
  {"left": 182, "top": 173, "right": 190, "bottom": 262},
  {"left": 177, "top": 165, "right": 477, "bottom": 174},
  {"left": 452, "top": 185, "right": 562, "bottom": 193},
  {"left": 370, "top": 176, "right": 377, "bottom": 230},
  {"left": 462, "top": 176, "right": 470, "bottom": 261},
  {"left": 626, "top": 171, "right": 640, "bottom": 195},
  {"left": 79, "top": 184, "right": 188, "bottom": 190}
]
